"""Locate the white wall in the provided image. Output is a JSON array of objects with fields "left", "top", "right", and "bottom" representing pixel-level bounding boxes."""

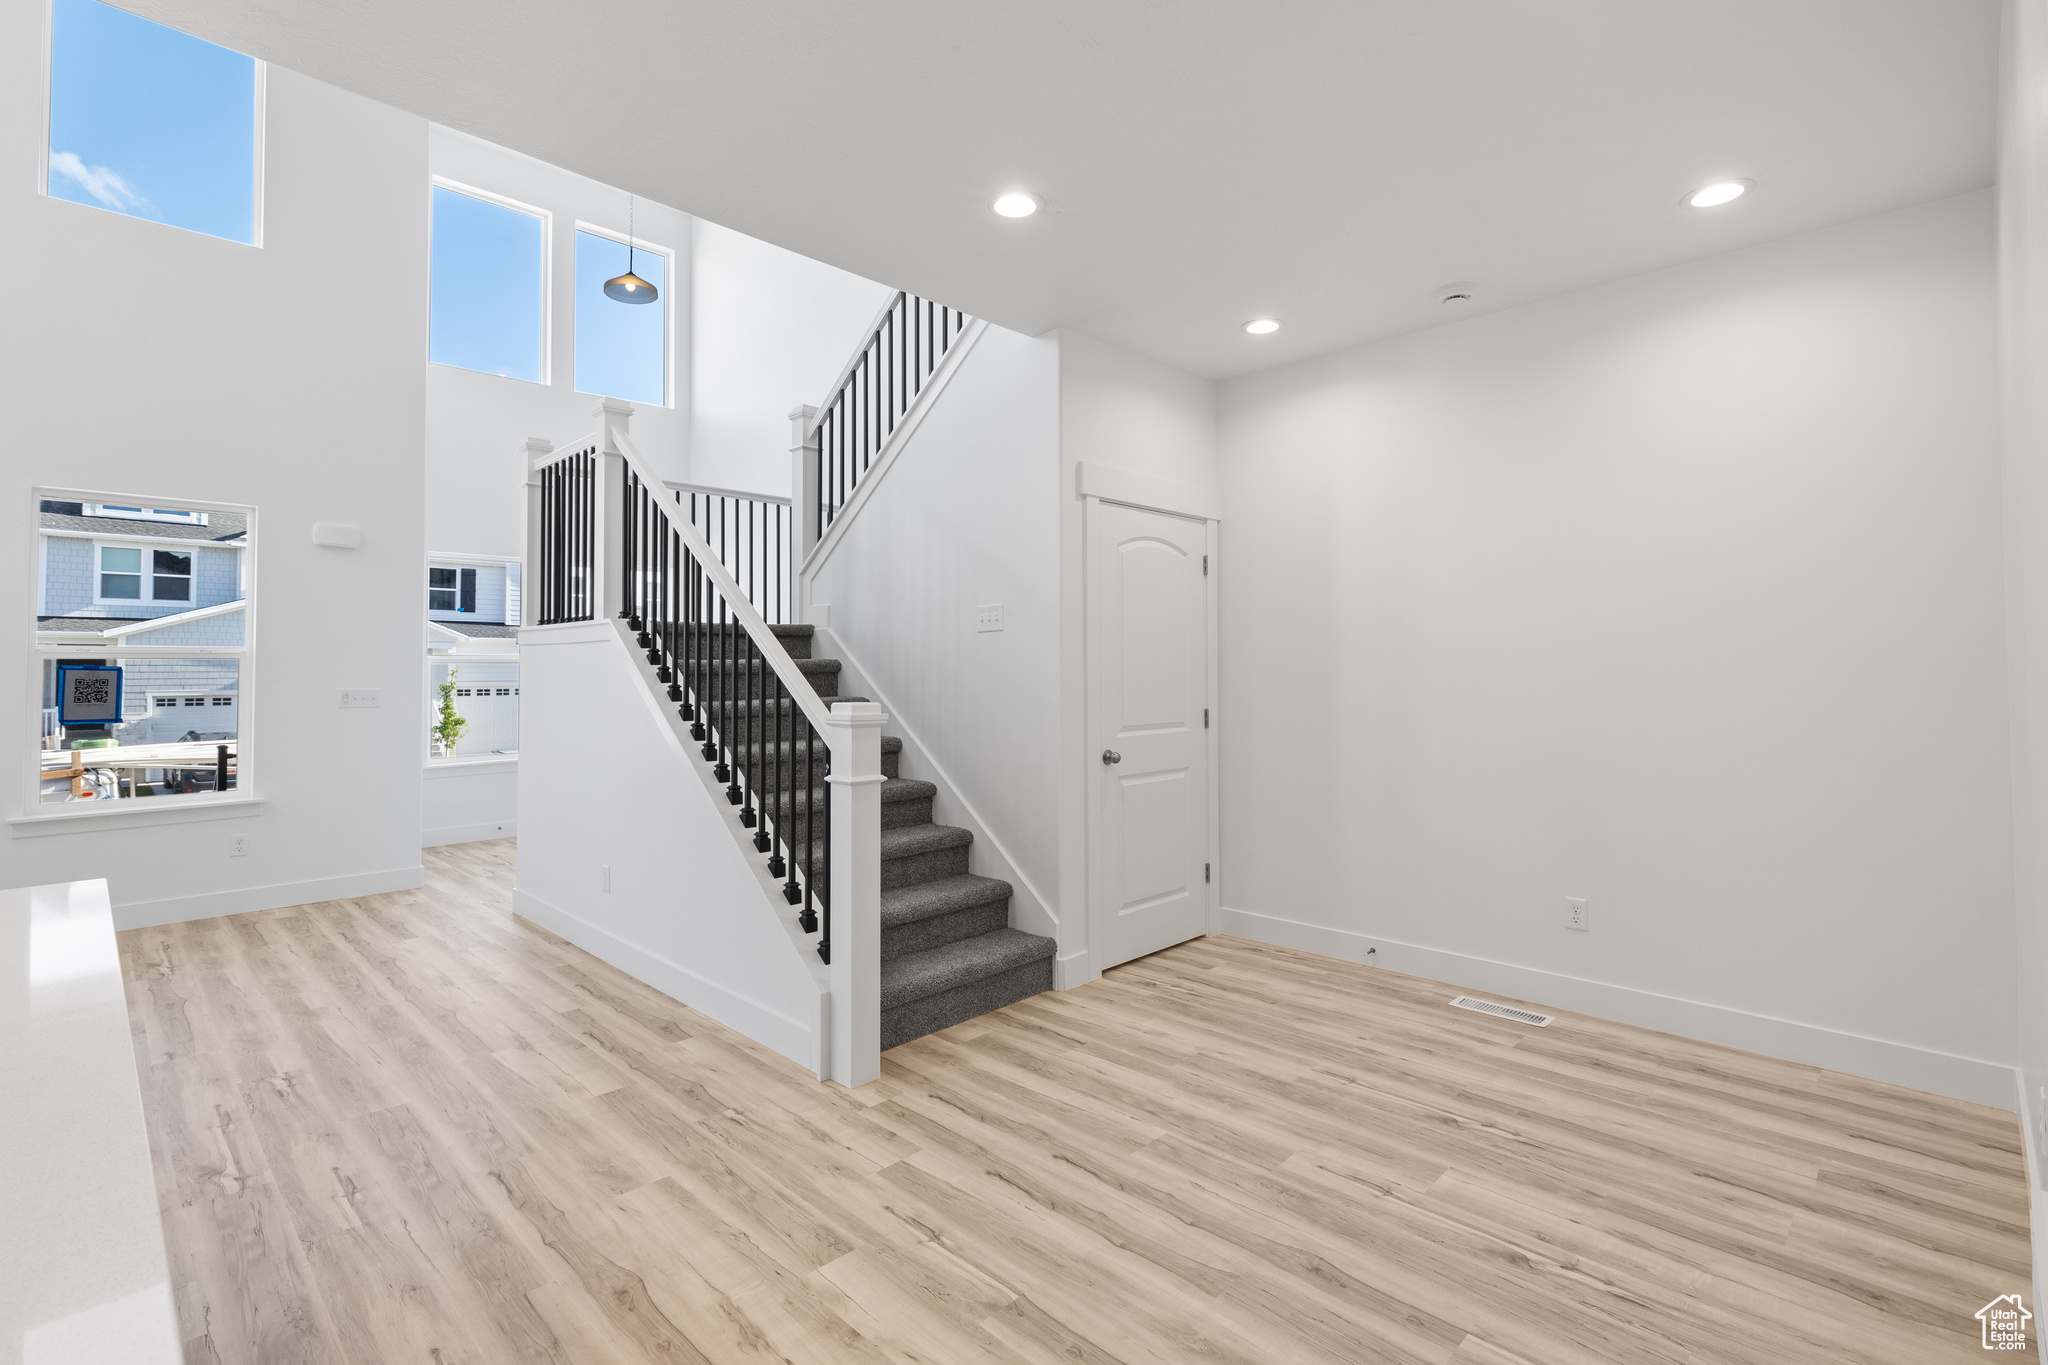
[
  {"left": 803, "top": 325, "right": 1065, "bottom": 943},
  {"left": 1217, "top": 191, "right": 2018, "bottom": 1107},
  {"left": 690, "top": 220, "right": 894, "bottom": 496},
  {"left": 427, "top": 124, "right": 694, "bottom": 557},
  {"left": 0, "top": 57, "right": 428, "bottom": 925},
  {"left": 2000, "top": 0, "right": 2048, "bottom": 1297},
  {"left": 1055, "top": 332, "right": 1218, "bottom": 983},
  {"left": 515, "top": 621, "right": 825, "bottom": 1072}
]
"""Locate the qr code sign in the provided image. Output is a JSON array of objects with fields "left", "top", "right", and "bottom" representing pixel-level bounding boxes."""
[{"left": 62, "top": 667, "right": 121, "bottom": 721}]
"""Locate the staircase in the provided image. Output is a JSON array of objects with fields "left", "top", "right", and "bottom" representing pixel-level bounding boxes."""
[{"left": 733, "top": 624, "right": 1056, "bottom": 1050}]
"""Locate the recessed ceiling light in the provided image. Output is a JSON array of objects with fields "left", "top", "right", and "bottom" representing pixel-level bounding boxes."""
[
  {"left": 1687, "top": 180, "right": 1750, "bottom": 209},
  {"left": 992, "top": 192, "right": 1039, "bottom": 218},
  {"left": 1436, "top": 282, "right": 1476, "bottom": 306},
  {"left": 1242, "top": 318, "right": 1282, "bottom": 335}
]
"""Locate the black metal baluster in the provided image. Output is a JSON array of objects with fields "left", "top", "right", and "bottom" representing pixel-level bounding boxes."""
[
  {"left": 818, "top": 734, "right": 831, "bottom": 964},
  {"left": 770, "top": 669, "right": 787, "bottom": 882}
]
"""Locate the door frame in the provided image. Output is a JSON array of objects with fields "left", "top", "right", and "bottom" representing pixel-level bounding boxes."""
[{"left": 1078, "top": 462, "right": 1222, "bottom": 970}]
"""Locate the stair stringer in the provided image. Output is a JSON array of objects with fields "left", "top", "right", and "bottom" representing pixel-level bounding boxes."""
[
  {"left": 513, "top": 618, "right": 832, "bottom": 1076},
  {"left": 815, "top": 625, "right": 1069, "bottom": 973}
]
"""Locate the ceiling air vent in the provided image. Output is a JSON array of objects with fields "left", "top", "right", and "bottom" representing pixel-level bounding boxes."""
[{"left": 1450, "top": 995, "right": 1553, "bottom": 1027}]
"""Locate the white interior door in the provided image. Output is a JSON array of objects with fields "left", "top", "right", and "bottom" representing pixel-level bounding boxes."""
[{"left": 1087, "top": 498, "right": 1211, "bottom": 971}]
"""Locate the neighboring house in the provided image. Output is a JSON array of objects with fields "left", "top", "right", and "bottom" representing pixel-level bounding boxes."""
[
  {"left": 427, "top": 557, "right": 519, "bottom": 626},
  {"left": 425, "top": 559, "right": 521, "bottom": 758},
  {"left": 36, "top": 501, "right": 246, "bottom": 738}
]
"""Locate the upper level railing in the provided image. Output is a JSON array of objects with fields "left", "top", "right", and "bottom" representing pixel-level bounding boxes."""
[
  {"left": 534, "top": 443, "right": 596, "bottom": 624},
  {"left": 805, "top": 291, "right": 970, "bottom": 535},
  {"left": 667, "top": 481, "right": 792, "bottom": 625}
]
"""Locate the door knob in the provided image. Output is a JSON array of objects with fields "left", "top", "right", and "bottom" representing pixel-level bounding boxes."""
[{"left": 1102, "top": 749, "right": 1121, "bottom": 765}]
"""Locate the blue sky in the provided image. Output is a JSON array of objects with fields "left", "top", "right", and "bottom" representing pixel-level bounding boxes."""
[
  {"left": 430, "top": 187, "right": 546, "bottom": 382},
  {"left": 46, "top": 0, "right": 256, "bottom": 244},
  {"left": 576, "top": 230, "right": 668, "bottom": 406}
]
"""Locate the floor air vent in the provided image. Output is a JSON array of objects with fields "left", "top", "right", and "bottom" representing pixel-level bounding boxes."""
[{"left": 1450, "top": 995, "right": 1553, "bottom": 1027}]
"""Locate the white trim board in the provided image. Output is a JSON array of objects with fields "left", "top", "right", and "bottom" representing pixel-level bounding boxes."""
[
  {"left": 1076, "top": 461, "right": 1224, "bottom": 522},
  {"left": 514, "top": 885, "right": 820, "bottom": 1075},
  {"left": 2017, "top": 1069, "right": 2048, "bottom": 1345},
  {"left": 424, "top": 819, "right": 516, "bottom": 847},
  {"left": 1220, "top": 905, "right": 2021, "bottom": 1111},
  {"left": 112, "top": 863, "right": 424, "bottom": 930}
]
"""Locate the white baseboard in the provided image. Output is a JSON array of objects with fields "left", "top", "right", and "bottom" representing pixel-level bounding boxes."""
[
  {"left": 423, "top": 819, "right": 517, "bottom": 848},
  {"left": 514, "top": 885, "right": 819, "bottom": 1074},
  {"left": 2016, "top": 1070, "right": 2048, "bottom": 1340},
  {"left": 113, "top": 864, "right": 425, "bottom": 930},
  {"left": 1221, "top": 906, "right": 2021, "bottom": 1112},
  {"left": 1055, "top": 949, "right": 1097, "bottom": 991}
]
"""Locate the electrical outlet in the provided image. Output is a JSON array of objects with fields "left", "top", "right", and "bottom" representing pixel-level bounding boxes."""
[
  {"left": 976, "top": 603, "right": 1003, "bottom": 633},
  {"left": 339, "top": 689, "right": 380, "bottom": 708},
  {"left": 229, "top": 833, "right": 248, "bottom": 857},
  {"left": 1565, "top": 897, "right": 1589, "bottom": 932},
  {"left": 600, "top": 864, "right": 611, "bottom": 893}
]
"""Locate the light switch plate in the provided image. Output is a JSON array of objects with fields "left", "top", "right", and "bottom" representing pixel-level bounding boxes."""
[
  {"left": 339, "top": 689, "right": 380, "bottom": 709},
  {"left": 976, "top": 603, "right": 1003, "bottom": 633}
]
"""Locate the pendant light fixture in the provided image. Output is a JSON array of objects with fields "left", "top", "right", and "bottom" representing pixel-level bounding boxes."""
[{"left": 604, "top": 194, "right": 659, "bottom": 304}]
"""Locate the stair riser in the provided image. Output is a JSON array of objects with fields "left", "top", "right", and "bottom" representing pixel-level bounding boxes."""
[
  {"left": 883, "top": 844, "right": 970, "bottom": 890},
  {"left": 669, "top": 627, "right": 813, "bottom": 660},
  {"left": 883, "top": 901, "right": 1008, "bottom": 961},
  {"left": 749, "top": 790, "right": 928, "bottom": 830},
  {"left": 687, "top": 664, "right": 839, "bottom": 696},
  {"left": 731, "top": 745, "right": 900, "bottom": 780},
  {"left": 882, "top": 794, "right": 932, "bottom": 830},
  {"left": 881, "top": 957, "right": 1055, "bottom": 1050}
]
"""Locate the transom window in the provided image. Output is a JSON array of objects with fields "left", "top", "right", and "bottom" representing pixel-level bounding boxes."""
[
  {"left": 430, "top": 184, "right": 547, "bottom": 383},
  {"left": 99, "top": 545, "right": 192, "bottom": 602},
  {"left": 46, "top": 0, "right": 261, "bottom": 245},
  {"left": 576, "top": 228, "right": 669, "bottom": 406}
]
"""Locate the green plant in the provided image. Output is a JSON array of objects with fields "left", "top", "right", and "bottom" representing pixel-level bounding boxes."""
[{"left": 434, "top": 669, "right": 468, "bottom": 753}]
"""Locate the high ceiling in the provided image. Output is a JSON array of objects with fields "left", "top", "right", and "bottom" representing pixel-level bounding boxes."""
[{"left": 127, "top": 0, "right": 1998, "bottom": 379}]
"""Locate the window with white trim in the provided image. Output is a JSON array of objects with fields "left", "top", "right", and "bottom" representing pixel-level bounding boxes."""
[
  {"left": 34, "top": 488, "right": 254, "bottom": 812},
  {"left": 83, "top": 505, "right": 207, "bottom": 525},
  {"left": 98, "top": 544, "right": 192, "bottom": 602}
]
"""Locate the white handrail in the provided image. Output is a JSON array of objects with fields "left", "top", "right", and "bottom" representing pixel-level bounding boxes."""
[
  {"left": 664, "top": 479, "right": 793, "bottom": 507},
  {"left": 613, "top": 430, "right": 834, "bottom": 737}
]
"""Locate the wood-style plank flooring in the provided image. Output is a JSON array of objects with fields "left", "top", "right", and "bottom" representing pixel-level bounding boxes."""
[{"left": 120, "top": 840, "right": 2032, "bottom": 1363}]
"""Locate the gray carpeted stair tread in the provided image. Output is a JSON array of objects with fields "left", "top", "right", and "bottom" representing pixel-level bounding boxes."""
[
  {"left": 881, "top": 823, "right": 972, "bottom": 860},
  {"left": 882, "top": 873, "right": 1012, "bottom": 931},
  {"left": 881, "top": 928, "right": 1056, "bottom": 1011}
]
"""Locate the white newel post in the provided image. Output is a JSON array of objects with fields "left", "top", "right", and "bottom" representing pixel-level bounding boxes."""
[
  {"left": 823, "top": 700, "right": 885, "bottom": 1086},
  {"left": 593, "top": 399, "right": 632, "bottom": 622},
  {"left": 522, "top": 436, "right": 553, "bottom": 614},
  {"left": 789, "top": 404, "right": 820, "bottom": 619}
]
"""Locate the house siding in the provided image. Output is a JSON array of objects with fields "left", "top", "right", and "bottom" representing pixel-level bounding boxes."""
[
  {"left": 39, "top": 537, "right": 244, "bottom": 620},
  {"left": 120, "top": 608, "right": 246, "bottom": 648}
]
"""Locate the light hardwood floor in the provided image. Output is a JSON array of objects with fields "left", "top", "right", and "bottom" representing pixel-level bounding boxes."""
[{"left": 120, "top": 840, "right": 2032, "bottom": 1364}]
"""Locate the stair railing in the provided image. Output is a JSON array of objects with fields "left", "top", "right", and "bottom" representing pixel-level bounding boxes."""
[
  {"left": 665, "top": 481, "right": 792, "bottom": 625},
  {"left": 528, "top": 399, "right": 883, "bottom": 1085},
  {"left": 530, "top": 437, "right": 596, "bottom": 624},
  {"left": 795, "top": 291, "right": 971, "bottom": 546}
]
